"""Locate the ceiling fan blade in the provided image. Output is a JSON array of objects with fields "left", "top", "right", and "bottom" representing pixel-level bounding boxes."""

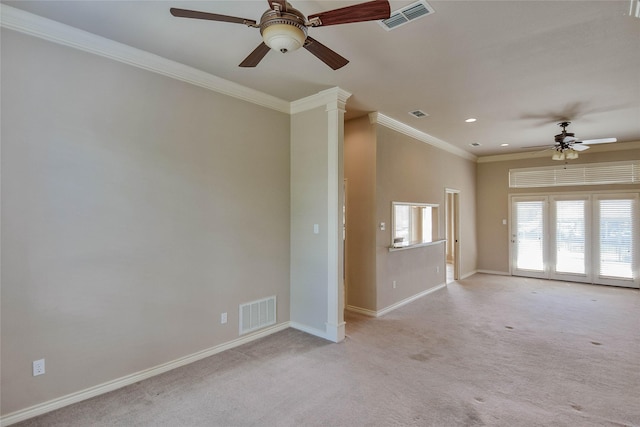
[
  {"left": 572, "top": 144, "right": 590, "bottom": 152},
  {"left": 308, "top": 0, "right": 391, "bottom": 26},
  {"left": 303, "top": 37, "right": 349, "bottom": 70},
  {"left": 563, "top": 136, "right": 577, "bottom": 143},
  {"left": 170, "top": 8, "right": 257, "bottom": 26},
  {"left": 239, "top": 42, "right": 271, "bottom": 67},
  {"left": 577, "top": 137, "right": 617, "bottom": 145},
  {"left": 268, "top": 0, "right": 288, "bottom": 12}
]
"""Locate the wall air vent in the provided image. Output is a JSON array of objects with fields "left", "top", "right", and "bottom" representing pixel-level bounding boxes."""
[
  {"left": 380, "top": 0, "right": 435, "bottom": 31},
  {"left": 239, "top": 296, "right": 276, "bottom": 335}
]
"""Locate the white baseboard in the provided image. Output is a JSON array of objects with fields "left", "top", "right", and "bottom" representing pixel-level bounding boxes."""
[
  {"left": 347, "top": 283, "right": 446, "bottom": 318},
  {"left": 460, "top": 270, "right": 478, "bottom": 279},
  {"left": 289, "top": 321, "right": 331, "bottom": 341},
  {"left": 0, "top": 321, "right": 291, "bottom": 427},
  {"left": 377, "top": 283, "right": 446, "bottom": 317},
  {"left": 345, "top": 305, "right": 377, "bottom": 317},
  {"left": 324, "top": 321, "right": 346, "bottom": 343},
  {"left": 476, "top": 269, "right": 511, "bottom": 276}
]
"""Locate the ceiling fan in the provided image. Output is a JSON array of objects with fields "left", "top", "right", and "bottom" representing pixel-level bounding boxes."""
[
  {"left": 169, "top": 0, "right": 391, "bottom": 70},
  {"left": 548, "top": 121, "right": 617, "bottom": 160}
]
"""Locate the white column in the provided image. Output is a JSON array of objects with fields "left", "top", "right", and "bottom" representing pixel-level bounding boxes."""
[{"left": 325, "top": 89, "right": 350, "bottom": 342}]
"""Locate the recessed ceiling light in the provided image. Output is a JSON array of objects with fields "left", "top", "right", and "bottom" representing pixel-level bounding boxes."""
[
  {"left": 500, "top": 143, "right": 509, "bottom": 147},
  {"left": 465, "top": 118, "right": 477, "bottom": 123},
  {"left": 469, "top": 142, "right": 481, "bottom": 147}
]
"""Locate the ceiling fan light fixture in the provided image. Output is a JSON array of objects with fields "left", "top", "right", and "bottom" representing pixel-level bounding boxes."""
[
  {"left": 262, "top": 23, "right": 307, "bottom": 53},
  {"left": 565, "top": 149, "right": 579, "bottom": 160},
  {"left": 552, "top": 151, "right": 565, "bottom": 161},
  {"left": 171, "top": 1, "right": 391, "bottom": 68}
]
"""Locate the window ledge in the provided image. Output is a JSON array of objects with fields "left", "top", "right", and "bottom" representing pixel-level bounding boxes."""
[{"left": 388, "top": 239, "right": 446, "bottom": 252}]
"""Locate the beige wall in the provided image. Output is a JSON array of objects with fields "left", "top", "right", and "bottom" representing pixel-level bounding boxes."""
[
  {"left": 344, "top": 117, "right": 477, "bottom": 313},
  {"left": 477, "top": 146, "right": 640, "bottom": 273},
  {"left": 1, "top": 30, "right": 291, "bottom": 415},
  {"left": 344, "top": 117, "right": 377, "bottom": 310},
  {"left": 375, "top": 125, "right": 477, "bottom": 310}
]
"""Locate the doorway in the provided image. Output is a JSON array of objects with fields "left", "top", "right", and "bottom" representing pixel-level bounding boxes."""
[
  {"left": 510, "top": 192, "right": 639, "bottom": 288},
  {"left": 445, "top": 188, "right": 461, "bottom": 282}
]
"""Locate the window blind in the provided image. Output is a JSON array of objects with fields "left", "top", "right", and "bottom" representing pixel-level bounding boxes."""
[
  {"left": 509, "top": 161, "right": 640, "bottom": 188},
  {"left": 598, "top": 199, "right": 634, "bottom": 279},
  {"left": 555, "top": 200, "right": 586, "bottom": 275}
]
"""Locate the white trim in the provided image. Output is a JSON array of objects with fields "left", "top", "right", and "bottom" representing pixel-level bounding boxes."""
[
  {"left": 325, "top": 91, "right": 350, "bottom": 344},
  {"left": 509, "top": 192, "right": 639, "bottom": 288},
  {"left": 478, "top": 140, "right": 640, "bottom": 163},
  {"left": 369, "top": 112, "right": 477, "bottom": 161},
  {"left": 0, "top": 4, "right": 290, "bottom": 114},
  {"left": 345, "top": 305, "right": 378, "bottom": 317},
  {"left": 388, "top": 239, "right": 446, "bottom": 252},
  {"left": 325, "top": 321, "right": 347, "bottom": 342},
  {"left": 631, "top": 0, "right": 640, "bottom": 17},
  {"left": 378, "top": 284, "right": 446, "bottom": 316},
  {"left": 347, "top": 285, "right": 447, "bottom": 318},
  {"left": 445, "top": 188, "right": 462, "bottom": 281},
  {"left": 290, "top": 87, "right": 352, "bottom": 115},
  {"left": 478, "top": 150, "right": 563, "bottom": 163},
  {"left": 289, "top": 321, "right": 330, "bottom": 341},
  {"left": 460, "top": 270, "right": 478, "bottom": 279},
  {"left": 476, "top": 270, "right": 510, "bottom": 276},
  {"left": 0, "top": 321, "right": 291, "bottom": 427}
]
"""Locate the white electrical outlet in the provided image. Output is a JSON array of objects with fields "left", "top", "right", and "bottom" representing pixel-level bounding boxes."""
[
  {"left": 392, "top": 280, "right": 397, "bottom": 289},
  {"left": 221, "top": 312, "right": 227, "bottom": 324},
  {"left": 436, "top": 266, "right": 440, "bottom": 273},
  {"left": 33, "top": 359, "right": 45, "bottom": 376}
]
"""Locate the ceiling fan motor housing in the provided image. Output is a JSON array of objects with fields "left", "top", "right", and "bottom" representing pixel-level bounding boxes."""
[
  {"left": 169, "top": 0, "right": 391, "bottom": 69},
  {"left": 260, "top": 8, "right": 308, "bottom": 53},
  {"left": 555, "top": 132, "right": 575, "bottom": 147}
]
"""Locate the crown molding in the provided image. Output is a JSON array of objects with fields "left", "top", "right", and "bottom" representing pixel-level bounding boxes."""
[
  {"left": 477, "top": 140, "right": 640, "bottom": 163},
  {"left": 477, "top": 150, "right": 553, "bottom": 163},
  {"left": 0, "top": 4, "right": 290, "bottom": 114},
  {"left": 369, "top": 113, "right": 477, "bottom": 161},
  {"left": 290, "top": 87, "right": 352, "bottom": 114}
]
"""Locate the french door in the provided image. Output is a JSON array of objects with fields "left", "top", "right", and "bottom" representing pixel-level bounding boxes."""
[{"left": 511, "top": 193, "right": 639, "bottom": 288}]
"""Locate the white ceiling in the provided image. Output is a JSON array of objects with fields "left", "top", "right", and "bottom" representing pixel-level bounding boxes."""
[{"left": 3, "top": 0, "right": 640, "bottom": 157}]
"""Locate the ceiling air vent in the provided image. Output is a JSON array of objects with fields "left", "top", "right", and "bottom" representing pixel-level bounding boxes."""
[
  {"left": 409, "top": 110, "right": 429, "bottom": 118},
  {"left": 380, "top": 0, "right": 435, "bottom": 31}
]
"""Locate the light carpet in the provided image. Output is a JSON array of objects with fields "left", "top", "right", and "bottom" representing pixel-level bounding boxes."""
[{"left": 15, "top": 274, "right": 640, "bottom": 426}]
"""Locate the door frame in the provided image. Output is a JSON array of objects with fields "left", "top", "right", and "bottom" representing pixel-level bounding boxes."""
[
  {"left": 509, "top": 190, "right": 639, "bottom": 288},
  {"left": 445, "top": 188, "right": 461, "bottom": 281},
  {"left": 548, "top": 194, "right": 592, "bottom": 283},
  {"left": 592, "top": 192, "right": 640, "bottom": 287},
  {"left": 510, "top": 195, "right": 548, "bottom": 279}
]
